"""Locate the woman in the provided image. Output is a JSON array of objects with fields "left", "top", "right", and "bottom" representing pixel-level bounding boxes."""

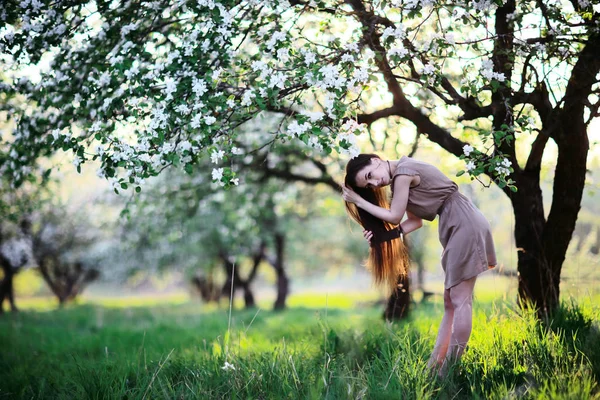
[{"left": 342, "top": 153, "right": 496, "bottom": 373}]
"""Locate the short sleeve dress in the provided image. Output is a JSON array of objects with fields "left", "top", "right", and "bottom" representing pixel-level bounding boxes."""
[{"left": 393, "top": 156, "right": 497, "bottom": 289}]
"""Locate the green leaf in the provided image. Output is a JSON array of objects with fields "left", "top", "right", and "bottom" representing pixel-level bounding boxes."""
[{"left": 456, "top": 170, "right": 465, "bottom": 177}]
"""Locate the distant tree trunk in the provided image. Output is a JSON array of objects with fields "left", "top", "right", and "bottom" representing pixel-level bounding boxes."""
[
  {"left": 0, "top": 260, "right": 18, "bottom": 313},
  {"left": 272, "top": 233, "right": 289, "bottom": 311},
  {"left": 38, "top": 259, "right": 99, "bottom": 306},
  {"left": 220, "top": 251, "right": 256, "bottom": 309},
  {"left": 383, "top": 274, "right": 410, "bottom": 321}
]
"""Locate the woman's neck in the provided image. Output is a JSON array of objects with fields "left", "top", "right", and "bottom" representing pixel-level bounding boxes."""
[{"left": 387, "top": 159, "right": 401, "bottom": 175}]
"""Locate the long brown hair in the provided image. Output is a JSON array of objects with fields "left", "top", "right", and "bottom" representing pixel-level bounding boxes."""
[{"left": 344, "top": 154, "right": 410, "bottom": 293}]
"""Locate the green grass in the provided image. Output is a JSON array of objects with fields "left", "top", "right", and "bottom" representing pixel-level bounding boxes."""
[{"left": 1, "top": 294, "right": 600, "bottom": 399}]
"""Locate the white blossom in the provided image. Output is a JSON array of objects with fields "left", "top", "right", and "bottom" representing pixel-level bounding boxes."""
[
  {"left": 286, "top": 120, "right": 311, "bottom": 138},
  {"left": 338, "top": 120, "right": 364, "bottom": 158},
  {"left": 463, "top": 144, "right": 474, "bottom": 156},
  {"left": 241, "top": 89, "right": 255, "bottom": 107},
  {"left": 191, "top": 113, "right": 203, "bottom": 128},
  {"left": 266, "top": 31, "right": 286, "bottom": 51},
  {"left": 72, "top": 155, "right": 83, "bottom": 167},
  {"left": 164, "top": 77, "right": 177, "bottom": 100},
  {"left": 353, "top": 67, "right": 369, "bottom": 83},
  {"left": 90, "top": 121, "right": 102, "bottom": 133},
  {"left": 389, "top": 46, "right": 408, "bottom": 58},
  {"left": 212, "top": 68, "right": 223, "bottom": 82},
  {"left": 466, "top": 160, "right": 476, "bottom": 171},
  {"left": 120, "top": 22, "right": 138, "bottom": 38},
  {"left": 422, "top": 62, "right": 436, "bottom": 75},
  {"left": 302, "top": 110, "right": 324, "bottom": 122},
  {"left": 380, "top": 25, "right": 406, "bottom": 43},
  {"left": 192, "top": 77, "right": 208, "bottom": 97},
  {"left": 98, "top": 71, "right": 111, "bottom": 87},
  {"left": 211, "top": 149, "right": 225, "bottom": 163},
  {"left": 204, "top": 115, "right": 216, "bottom": 126},
  {"left": 341, "top": 54, "right": 354, "bottom": 63},
  {"left": 308, "top": 136, "right": 323, "bottom": 151},
  {"left": 175, "top": 104, "right": 191, "bottom": 115},
  {"left": 178, "top": 140, "right": 192, "bottom": 152},
  {"left": 269, "top": 72, "right": 286, "bottom": 89},
  {"left": 276, "top": 48, "right": 290, "bottom": 63},
  {"left": 303, "top": 50, "right": 317, "bottom": 66},
  {"left": 221, "top": 361, "right": 235, "bottom": 371}
]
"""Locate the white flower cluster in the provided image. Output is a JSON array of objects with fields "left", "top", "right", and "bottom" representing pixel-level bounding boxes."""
[
  {"left": 388, "top": 46, "right": 409, "bottom": 58},
  {"left": 495, "top": 158, "right": 512, "bottom": 177},
  {"left": 462, "top": 144, "right": 474, "bottom": 156},
  {"left": 463, "top": 145, "right": 476, "bottom": 171},
  {"left": 286, "top": 120, "right": 312, "bottom": 138},
  {"left": 380, "top": 24, "right": 406, "bottom": 43},
  {"left": 338, "top": 120, "right": 364, "bottom": 158},
  {"left": 480, "top": 60, "right": 505, "bottom": 82}
]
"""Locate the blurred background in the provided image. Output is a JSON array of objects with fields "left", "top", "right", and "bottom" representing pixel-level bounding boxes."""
[{"left": 3, "top": 120, "right": 599, "bottom": 314}]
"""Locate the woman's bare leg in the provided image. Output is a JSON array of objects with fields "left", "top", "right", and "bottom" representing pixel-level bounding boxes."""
[
  {"left": 446, "top": 276, "right": 477, "bottom": 362},
  {"left": 427, "top": 290, "right": 454, "bottom": 369}
]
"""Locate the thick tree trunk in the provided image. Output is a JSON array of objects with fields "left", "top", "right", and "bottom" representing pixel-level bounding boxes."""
[
  {"left": 383, "top": 274, "right": 410, "bottom": 321},
  {"left": 510, "top": 174, "right": 556, "bottom": 315},
  {"left": 272, "top": 233, "right": 289, "bottom": 311},
  {"left": 511, "top": 33, "right": 598, "bottom": 317}
]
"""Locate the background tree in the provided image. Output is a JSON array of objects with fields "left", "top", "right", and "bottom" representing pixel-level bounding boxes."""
[
  {"left": 31, "top": 204, "right": 102, "bottom": 305},
  {"left": 113, "top": 140, "right": 362, "bottom": 311},
  {"left": 0, "top": 218, "right": 35, "bottom": 313},
  {"left": 3, "top": 0, "right": 597, "bottom": 316}
]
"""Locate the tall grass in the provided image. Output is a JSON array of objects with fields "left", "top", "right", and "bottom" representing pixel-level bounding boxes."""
[{"left": 0, "top": 296, "right": 599, "bottom": 399}]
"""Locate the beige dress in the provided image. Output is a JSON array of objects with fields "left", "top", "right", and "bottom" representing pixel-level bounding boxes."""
[{"left": 393, "top": 156, "right": 497, "bottom": 289}]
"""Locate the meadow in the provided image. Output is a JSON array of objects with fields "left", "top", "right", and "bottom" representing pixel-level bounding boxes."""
[{"left": 1, "top": 288, "right": 600, "bottom": 400}]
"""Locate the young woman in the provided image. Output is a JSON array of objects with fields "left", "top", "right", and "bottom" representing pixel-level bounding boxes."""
[{"left": 342, "top": 153, "right": 496, "bottom": 373}]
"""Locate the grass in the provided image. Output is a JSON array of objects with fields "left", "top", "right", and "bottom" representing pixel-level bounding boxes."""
[{"left": 1, "top": 292, "right": 600, "bottom": 399}]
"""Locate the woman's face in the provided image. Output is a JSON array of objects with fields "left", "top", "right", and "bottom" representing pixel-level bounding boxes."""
[{"left": 354, "top": 158, "right": 391, "bottom": 189}]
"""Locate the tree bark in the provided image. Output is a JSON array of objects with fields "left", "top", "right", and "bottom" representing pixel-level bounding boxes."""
[
  {"left": 510, "top": 174, "right": 552, "bottom": 313},
  {"left": 272, "top": 233, "right": 289, "bottom": 311}
]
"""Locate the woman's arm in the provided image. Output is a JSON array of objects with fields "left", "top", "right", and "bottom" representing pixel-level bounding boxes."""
[
  {"left": 400, "top": 211, "right": 423, "bottom": 234},
  {"left": 342, "top": 175, "right": 413, "bottom": 225}
]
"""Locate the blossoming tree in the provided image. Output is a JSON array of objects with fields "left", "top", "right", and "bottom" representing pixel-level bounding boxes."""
[{"left": 1, "top": 0, "right": 599, "bottom": 315}]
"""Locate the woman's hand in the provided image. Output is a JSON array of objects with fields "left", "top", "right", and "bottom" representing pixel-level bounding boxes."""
[
  {"left": 363, "top": 229, "right": 373, "bottom": 245},
  {"left": 342, "top": 186, "right": 363, "bottom": 206}
]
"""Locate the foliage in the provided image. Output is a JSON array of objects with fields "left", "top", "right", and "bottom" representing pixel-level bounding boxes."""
[
  {"left": 110, "top": 152, "right": 358, "bottom": 279},
  {"left": 1, "top": 297, "right": 600, "bottom": 399},
  {"left": 0, "top": 0, "right": 573, "bottom": 191}
]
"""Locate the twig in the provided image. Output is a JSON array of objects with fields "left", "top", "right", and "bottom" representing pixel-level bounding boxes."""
[{"left": 141, "top": 348, "right": 174, "bottom": 400}]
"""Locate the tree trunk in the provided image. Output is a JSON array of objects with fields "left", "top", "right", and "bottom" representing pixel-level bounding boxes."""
[
  {"left": 383, "top": 274, "right": 410, "bottom": 321},
  {"left": 0, "top": 266, "right": 18, "bottom": 313},
  {"left": 220, "top": 252, "right": 256, "bottom": 309},
  {"left": 510, "top": 33, "right": 598, "bottom": 317},
  {"left": 511, "top": 174, "right": 556, "bottom": 315},
  {"left": 272, "top": 233, "right": 289, "bottom": 311}
]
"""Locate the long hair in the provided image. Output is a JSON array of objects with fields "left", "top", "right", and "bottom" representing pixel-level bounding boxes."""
[{"left": 344, "top": 154, "right": 410, "bottom": 293}]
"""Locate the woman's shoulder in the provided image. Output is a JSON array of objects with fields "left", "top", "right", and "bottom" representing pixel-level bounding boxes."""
[{"left": 394, "top": 156, "right": 420, "bottom": 176}]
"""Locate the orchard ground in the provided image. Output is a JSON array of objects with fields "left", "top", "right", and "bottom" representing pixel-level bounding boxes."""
[{"left": 1, "top": 274, "right": 600, "bottom": 399}]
